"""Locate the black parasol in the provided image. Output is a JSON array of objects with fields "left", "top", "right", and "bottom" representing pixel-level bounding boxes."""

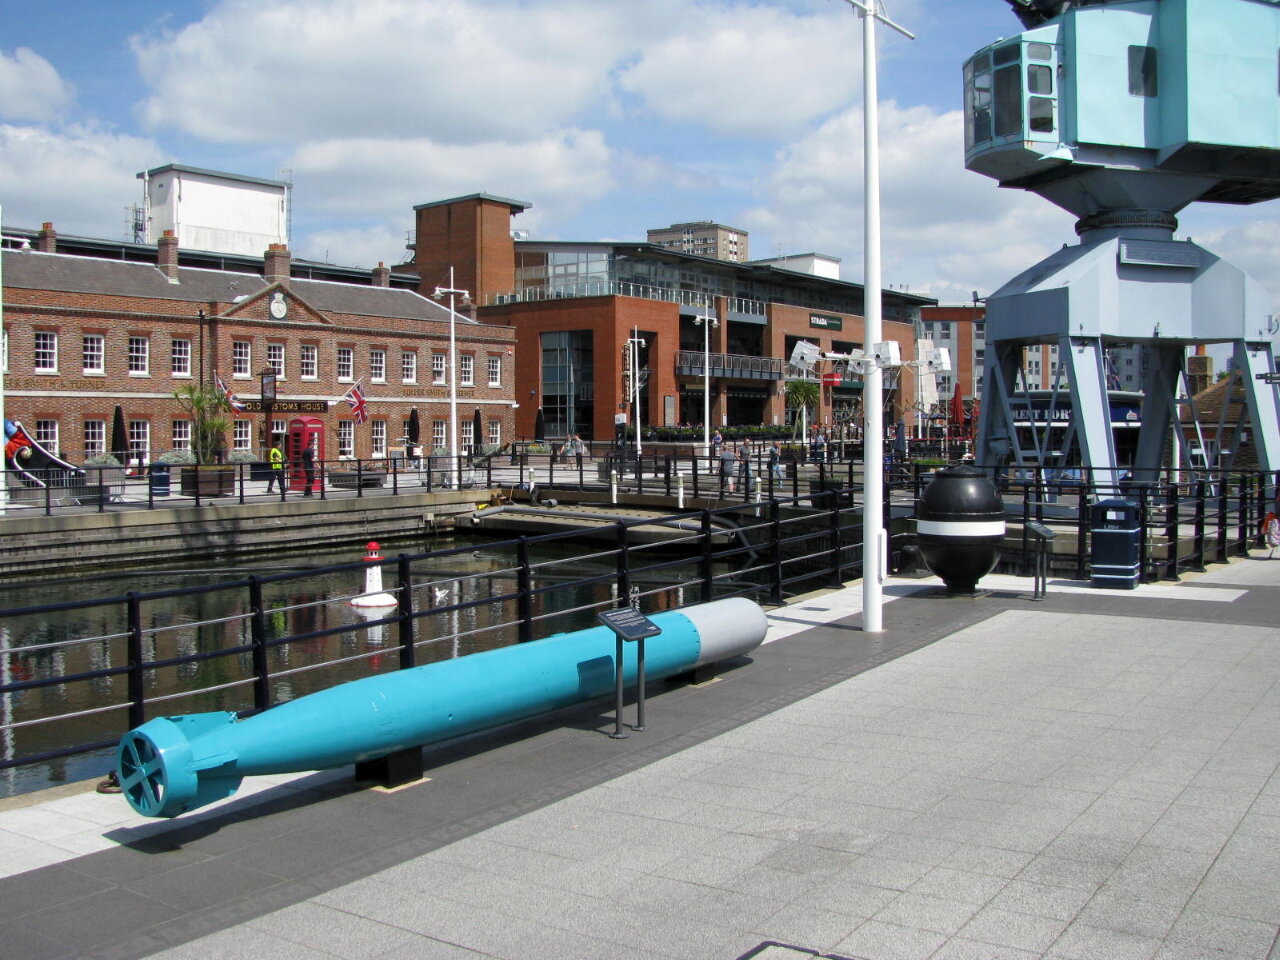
[
  {"left": 473, "top": 408, "right": 483, "bottom": 454},
  {"left": 110, "top": 405, "right": 128, "bottom": 462}
]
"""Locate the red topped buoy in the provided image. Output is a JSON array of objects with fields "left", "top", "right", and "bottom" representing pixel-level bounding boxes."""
[
  {"left": 364, "top": 541, "right": 381, "bottom": 563},
  {"left": 352, "top": 542, "right": 396, "bottom": 607}
]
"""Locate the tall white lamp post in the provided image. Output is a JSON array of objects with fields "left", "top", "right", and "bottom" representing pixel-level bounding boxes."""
[
  {"left": 694, "top": 304, "right": 719, "bottom": 460},
  {"left": 625, "top": 331, "right": 647, "bottom": 457},
  {"left": 431, "top": 267, "right": 471, "bottom": 489},
  {"left": 841, "top": 0, "right": 913, "bottom": 634}
]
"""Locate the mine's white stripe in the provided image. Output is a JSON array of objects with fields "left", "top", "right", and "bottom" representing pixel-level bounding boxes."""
[{"left": 917, "top": 519, "right": 1006, "bottom": 537}]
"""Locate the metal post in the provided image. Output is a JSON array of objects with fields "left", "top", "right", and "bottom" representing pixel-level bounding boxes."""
[
  {"left": 770, "top": 500, "right": 784, "bottom": 605},
  {"left": 396, "top": 553, "right": 416, "bottom": 669},
  {"left": 126, "top": 592, "right": 145, "bottom": 730},
  {"left": 249, "top": 575, "right": 271, "bottom": 711},
  {"left": 700, "top": 509, "right": 714, "bottom": 603},
  {"left": 1194, "top": 479, "right": 1207, "bottom": 571},
  {"left": 610, "top": 632, "right": 628, "bottom": 740},
  {"left": 516, "top": 537, "right": 534, "bottom": 644},
  {"left": 828, "top": 490, "right": 843, "bottom": 588}
]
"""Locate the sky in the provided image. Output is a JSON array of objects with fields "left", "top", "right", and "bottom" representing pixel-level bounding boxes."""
[{"left": 1, "top": 0, "right": 1278, "bottom": 308}]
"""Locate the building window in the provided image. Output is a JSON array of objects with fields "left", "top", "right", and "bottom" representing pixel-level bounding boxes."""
[
  {"left": 172, "top": 420, "right": 191, "bottom": 451},
  {"left": 35, "top": 420, "right": 58, "bottom": 454},
  {"left": 83, "top": 420, "right": 105, "bottom": 458},
  {"left": 300, "top": 344, "right": 318, "bottom": 379},
  {"left": 337, "top": 347, "right": 354, "bottom": 381},
  {"left": 337, "top": 421, "right": 354, "bottom": 458},
  {"left": 370, "top": 349, "right": 386, "bottom": 383},
  {"left": 1128, "top": 45, "right": 1158, "bottom": 97},
  {"left": 432, "top": 352, "right": 446, "bottom": 385},
  {"left": 233, "top": 420, "right": 252, "bottom": 451},
  {"left": 371, "top": 420, "right": 386, "bottom": 458},
  {"left": 462, "top": 418, "right": 474, "bottom": 449},
  {"left": 487, "top": 356, "right": 502, "bottom": 387},
  {"left": 232, "top": 340, "right": 251, "bottom": 377},
  {"left": 401, "top": 350, "right": 417, "bottom": 384},
  {"left": 432, "top": 419, "right": 447, "bottom": 449},
  {"left": 267, "top": 343, "right": 285, "bottom": 378},
  {"left": 128, "top": 420, "right": 150, "bottom": 462},
  {"left": 127, "top": 336, "right": 150, "bottom": 375},
  {"left": 34, "top": 331, "right": 57, "bottom": 372},
  {"left": 82, "top": 334, "right": 104, "bottom": 375},
  {"left": 272, "top": 419, "right": 285, "bottom": 439},
  {"left": 488, "top": 420, "right": 501, "bottom": 448},
  {"left": 171, "top": 338, "right": 191, "bottom": 377},
  {"left": 460, "top": 354, "right": 474, "bottom": 387}
]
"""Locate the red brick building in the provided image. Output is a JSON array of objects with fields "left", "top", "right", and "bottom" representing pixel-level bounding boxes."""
[
  {"left": 1, "top": 224, "right": 517, "bottom": 464},
  {"left": 406, "top": 195, "right": 935, "bottom": 442}
]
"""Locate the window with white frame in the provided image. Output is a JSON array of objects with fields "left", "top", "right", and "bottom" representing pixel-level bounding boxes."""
[
  {"left": 267, "top": 343, "right": 285, "bottom": 378},
  {"left": 370, "top": 349, "right": 386, "bottom": 383},
  {"left": 337, "top": 421, "right": 354, "bottom": 457},
  {"left": 83, "top": 420, "right": 105, "bottom": 458},
  {"left": 432, "top": 352, "right": 446, "bottom": 385},
  {"left": 127, "top": 336, "right": 149, "bottom": 375},
  {"left": 337, "top": 346, "right": 354, "bottom": 381},
  {"left": 171, "top": 338, "right": 191, "bottom": 377},
  {"left": 128, "top": 420, "right": 150, "bottom": 462},
  {"left": 233, "top": 420, "right": 252, "bottom": 451},
  {"left": 371, "top": 420, "right": 386, "bottom": 457},
  {"left": 462, "top": 419, "right": 474, "bottom": 449},
  {"left": 300, "top": 344, "right": 318, "bottom": 379},
  {"left": 82, "top": 334, "right": 104, "bottom": 374},
  {"left": 172, "top": 420, "right": 191, "bottom": 451},
  {"left": 401, "top": 350, "right": 417, "bottom": 383},
  {"left": 488, "top": 420, "right": 501, "bottom": 448},
  {"left": 460, "top": 354, "right": 474, "bottom": 387},
  {"left": 432, "top": 419, "right": 447, "bottom": 449},
  {"left": 34, "top": 331, "right": 57, "bottom": 372},
  {"left": 35, "top": 420, "right": 58, "bottom": 454},
  {"left": 232, "top": 340, "right": 251, "bottom": 376},
  {"left": 271, "top": 418, "right": 285, "bottom": 439},
  {"left": 487, "top": 355, "right": 502, "bottom": 387}
]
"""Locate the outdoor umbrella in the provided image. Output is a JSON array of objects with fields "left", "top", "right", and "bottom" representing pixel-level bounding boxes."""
[
  {"left": 950, "top": 384, "right": 965, "bottom": 427},
  {"left": 407, "top": 408, "right": 420, "bottom": 452},
  {"left": 473, "top": 408, "right": 483, "bottom": 454},
  {"left": 534, "top": 407, "right": 546, "bottom": 442},
  {"left": 110, "top": 405, "right": 128, "bottom": 462}
]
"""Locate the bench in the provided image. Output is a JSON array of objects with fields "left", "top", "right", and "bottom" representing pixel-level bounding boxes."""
[{"left": 327, "top": 470, "right": 386, "bottom": 490}]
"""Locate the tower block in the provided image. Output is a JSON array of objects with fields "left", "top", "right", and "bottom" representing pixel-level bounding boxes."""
[{"left": 968, "top": 0, "right": 1280, "bottom": 484}]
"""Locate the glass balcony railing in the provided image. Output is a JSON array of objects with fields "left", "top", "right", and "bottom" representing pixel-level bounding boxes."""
[{"left": 675, "top": 350, "right": 782, "bottom": 380}]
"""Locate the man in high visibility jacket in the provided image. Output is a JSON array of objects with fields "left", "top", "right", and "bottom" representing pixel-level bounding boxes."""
[{"left": 266, "top": 440, "right": 284, "bottom": 493}]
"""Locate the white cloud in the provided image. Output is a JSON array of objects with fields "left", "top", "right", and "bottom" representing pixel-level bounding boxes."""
[
  {"left": 616, "top": 3, "right": 860, "bottom": 139},
  {"left": 298, "top": 224, "right": 409, "bottom": 272},
  {"left": 0, "top": 124, "right": 158, "bottom": 235},
  {"left": 287, "top": 129, "right": 614, "bottom": 262},
  {"left": 0, "top": 48, "right": 73, "bottom": 123},
  {"left": 132, "top": 0, "right": 627, "bottom": 145},
  {"left": 747, "top": 102, "right": 1076, "bottom": 303},
  {"left": 1179, "top": 207, "right": 1280, "bottom": 312}
]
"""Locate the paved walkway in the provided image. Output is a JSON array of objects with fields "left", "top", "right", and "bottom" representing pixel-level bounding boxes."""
[{"left": 3, "top": 553, "right": 1280, "bottom": 959}]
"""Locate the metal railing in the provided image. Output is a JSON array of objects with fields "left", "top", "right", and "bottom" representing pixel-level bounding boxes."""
[
  {"left": 0, "top": 491, "right": 866, "bottom": 788},
  {"left": 675, "top": 350, "right": 783, "bottom": 379}
]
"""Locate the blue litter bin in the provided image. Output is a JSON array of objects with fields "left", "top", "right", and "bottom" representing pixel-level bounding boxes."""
[
  {"left": 148, "top": 463, "right": 171, "bottom": 498},
  {"left": 1090, "top": 498, "right": 1140, "bottom": 589}
]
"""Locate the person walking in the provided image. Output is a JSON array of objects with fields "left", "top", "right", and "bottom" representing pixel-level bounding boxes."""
[
  {"left": 736, "top": 445, "right": 753, "bottom": 496},
  {"left": 265, "top": 439, "right": 284, "bottom": 493},
  {"left": 300, "top": 443, "right": 315, "bottom": 496},
  {"left": 719, "top": 441, "right": 736, "bottom": 494},
  {"left": 768, "top": 441, "right": 784, "bottom": 482}
]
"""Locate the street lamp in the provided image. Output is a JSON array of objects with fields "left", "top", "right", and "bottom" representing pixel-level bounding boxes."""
[
  {"left": 839, "top": 0, "right": 914, "bottom": 635},
  {"left": 431, "top": 267, "right": 472, "bottom": 489},
  {"left": 259, "top": 366, "right": 277, "bottom": 455},
  {"left": 693, "top": 305, "right": 719, "bottom": 459},
  {"left": 625, "top": 332, "right": 647, "bottom": 457}
]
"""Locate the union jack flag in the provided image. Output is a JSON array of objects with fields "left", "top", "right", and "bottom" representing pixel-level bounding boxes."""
[
  {"left": 213, "top": 371, "right": 247, "bottom": 412},
  {"left": 343, "top": 383, "right": 369, "bottom": 424}
]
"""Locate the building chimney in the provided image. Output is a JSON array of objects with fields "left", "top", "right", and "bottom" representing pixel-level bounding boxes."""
[
  {"left": 372, "top": 261, "right": 391, "bottom": 288},
  {"left": 157, "top": 229, "right": 180, "bottom": 282},
  {"left": 264, "top": 243, "right": 291, "bottom": 284},
  {"left": 37, "top": 222, "right": 56, "bottom": 253}
]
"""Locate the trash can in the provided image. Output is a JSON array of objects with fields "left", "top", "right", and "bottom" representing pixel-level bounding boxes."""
[
  {"left": 1090, "top": 497, "right": 1140, "bottom": 589},
  {"left": 148, "top": 462, "right": 171, "bottom": 498}
]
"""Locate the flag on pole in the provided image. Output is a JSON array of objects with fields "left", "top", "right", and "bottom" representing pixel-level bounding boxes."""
[
  {"left": 213, "top": 371, "right": 247, "bottom": 412},
  {"left": 342, "top": 382, "right": 369, "bottom": 424}
]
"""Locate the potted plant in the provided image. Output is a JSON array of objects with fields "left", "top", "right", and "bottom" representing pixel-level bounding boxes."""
[{"left": 173, "top": 384, "right": 235, "bottom": 496}]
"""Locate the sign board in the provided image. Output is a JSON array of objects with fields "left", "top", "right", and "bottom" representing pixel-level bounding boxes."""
[
  {"left": 596, "top": 607, "right": 662, "bottom": 642},
  {"left": 239, "top": 400, "right": 330, "bottom": 414},
  {"left": 1025, "top": 520, "right": 1057, "bottom": 541},
  {"left": 1255, "top": 372, "right": 1280, "bottom": 384},
  {"left": 822, "top": 372, "right": 842, "bottom": 385},
  {"left": 614, "top": 413, "right": 628, "bottom": 425},
  {"left": 809, "top": 313, "right": 843, "bottom": 331}
]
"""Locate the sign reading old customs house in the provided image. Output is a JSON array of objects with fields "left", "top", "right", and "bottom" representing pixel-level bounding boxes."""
[
  {"left": 240, "top": 400, "right": 330, "bottom": 414},
  {"left": 809, "top": 313, "right": 843, "bottom": 331}
]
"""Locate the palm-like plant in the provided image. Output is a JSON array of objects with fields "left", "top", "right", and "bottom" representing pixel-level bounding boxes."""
[
  {"left": 173, "top": 383, "right": 232, "bottom": 463},
  {"left": 785, "top": 378, "right": 820, "bottom": 439}
]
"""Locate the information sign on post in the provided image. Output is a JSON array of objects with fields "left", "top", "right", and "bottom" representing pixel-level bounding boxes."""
[{"left": 597, "top": 607, "right": 661, "bottom": 738}]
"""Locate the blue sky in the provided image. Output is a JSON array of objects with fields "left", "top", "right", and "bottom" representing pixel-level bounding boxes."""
[{"left": 2, "top": 0, "right": 1277, "bottom": 307}]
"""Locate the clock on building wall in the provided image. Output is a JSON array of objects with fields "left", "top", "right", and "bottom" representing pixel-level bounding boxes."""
[{"left": 269, "top": 292, "right": 288, "bottom": 319}]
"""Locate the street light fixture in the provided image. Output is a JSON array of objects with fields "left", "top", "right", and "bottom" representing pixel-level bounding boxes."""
[
  {"left": 625, "top": 332, "right": 647, "bottom": 457},
  {"left": 259, "top": 366, "right": 277, "bottom": 455},
  {"left": 693, "top": 304, "right": 719, "bottom": 459},
  {"left": 431, "top": 268, "right": 472, "bottom": 489}
]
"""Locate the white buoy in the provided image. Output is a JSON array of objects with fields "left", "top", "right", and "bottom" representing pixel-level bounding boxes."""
[{"left": 350, "top": 541, "right": 397, "bottom": 607}]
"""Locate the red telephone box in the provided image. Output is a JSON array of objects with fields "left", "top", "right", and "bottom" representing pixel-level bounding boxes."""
[{"left": 287, "top": 416, "right": 325, "bottom": 493}]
